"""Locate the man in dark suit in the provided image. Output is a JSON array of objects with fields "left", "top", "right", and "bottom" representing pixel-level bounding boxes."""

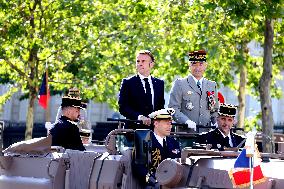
[
  {"left": 119, "top": 50, "right": 165, "bottom": 129},
  {"left": 198, "top": 103, "right": 245, "bottom": 151}
]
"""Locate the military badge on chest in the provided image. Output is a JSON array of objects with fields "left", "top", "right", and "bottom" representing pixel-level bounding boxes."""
[
  {"left": 186, "top": 102, "right": 194, "bottom": 110},
  {"left": 187, "top": 90, "right": 193, "bottom": 95},
  {"left": 186, "top": 90, "right": 194, "bottom": 111},
  {"left": 206, "top": 91, "right": 216, "bottom": 111}
]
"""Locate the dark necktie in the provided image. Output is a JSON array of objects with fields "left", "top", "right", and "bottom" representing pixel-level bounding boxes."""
[
  {"left": 224, "top": 136, "right": 231, "bottom": 147},
  {"left": 143, "top": 78, "right": 153, "bottom": 111},
  {"left": 197, "top": 80, "right": 202, "bottom": 91},
  {"left": 163, "top": 138, "right": 167, "bottom": 151}
]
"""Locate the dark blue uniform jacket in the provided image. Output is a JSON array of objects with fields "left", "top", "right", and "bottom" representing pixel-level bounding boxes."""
[
  {"left": 198, "top": 128, "right": 245, "bottom": 151},
  {"left": 133, "top": 132, "right": 180, "bottom": 185},
  {"left": 50, "top": 116, "right": 85, "bottom": 151}
]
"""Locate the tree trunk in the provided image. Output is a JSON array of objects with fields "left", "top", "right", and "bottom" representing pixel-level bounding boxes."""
[
  {"left": 25, "top": 5, "right": 38, "bottom": 140},
  {"left": 260, "top": 18, "right": 274, "bottom": 153},
  {"left": 25, "top": 91, "right": 36, "bottom": 140},
  {"left": 237, "top": 64, "right": 246, "bottom": 129}
]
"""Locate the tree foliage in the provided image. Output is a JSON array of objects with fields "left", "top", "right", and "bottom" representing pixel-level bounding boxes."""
[{"left": 0, "top": 0, "right": 283, "bottom": 142}]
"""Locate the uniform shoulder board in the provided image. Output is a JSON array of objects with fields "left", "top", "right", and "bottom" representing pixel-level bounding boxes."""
[{"left": 233, "top": 132, "right": 246, "bottom": 138}]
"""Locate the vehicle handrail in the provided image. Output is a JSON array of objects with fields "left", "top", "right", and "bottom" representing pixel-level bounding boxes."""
[
  {"left": 104, "top": 129, "right": 134, "bottom": 154},
  {"left": 107, "top": 118, "right": 216, "bottom": 132}
]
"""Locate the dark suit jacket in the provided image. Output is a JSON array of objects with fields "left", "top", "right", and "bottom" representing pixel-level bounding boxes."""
[
  {"left": 197, "top": 128, "right": 245, "bottom": 151},
  {"left": 119, "top": 75, "right": 165, "bottom": 128}
]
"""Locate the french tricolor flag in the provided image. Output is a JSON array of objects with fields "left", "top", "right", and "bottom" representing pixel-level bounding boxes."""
[
  {"left": 229, "top": 130, "right": 266, "bottom": 188},
  {"left": 229, "top": 149, "right": 266, "bottom": 188},
  {"left": 38, "top": 72, "right": 50, "bottom": 109}
]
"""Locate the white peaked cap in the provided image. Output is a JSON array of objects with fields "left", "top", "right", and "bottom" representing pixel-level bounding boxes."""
[{"left": 148, "top": 108, "right": 175, "bottom": 119}]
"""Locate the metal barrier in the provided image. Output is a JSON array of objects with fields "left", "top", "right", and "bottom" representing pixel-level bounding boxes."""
[
  {"left": 107, "top": 118, "right": 217, "bottom": 133},
  {"left": 2, "top": 122, "right": 46, "bottom": 148}
]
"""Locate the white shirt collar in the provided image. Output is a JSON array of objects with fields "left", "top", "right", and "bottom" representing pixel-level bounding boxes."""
[
  {"left": 138, "top": 72, "right": 151, "bottom": 80},
  {"left": 192, "top": 75, "right": 204, "bottom": 84},
  {"left": 154, "top": 133, "right": 166, "bottom": 147}
]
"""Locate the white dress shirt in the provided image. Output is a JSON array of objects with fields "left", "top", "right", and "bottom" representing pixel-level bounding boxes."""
[
  {"left": 138, "top": 73, "right": 154, "bottom": 107},
  {"left": 154, "top": 133, "right": 166, "bottom": 147}
]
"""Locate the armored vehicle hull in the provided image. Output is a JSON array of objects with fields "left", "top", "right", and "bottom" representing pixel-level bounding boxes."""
[{"left": 1, "top": 129, "right": 284, "bottom": 189}]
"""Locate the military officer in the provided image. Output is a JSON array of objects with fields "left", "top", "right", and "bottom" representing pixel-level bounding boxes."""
[
  {"left": 133, "top": 108, "right": 180, "bottom": 187},
  {"left": 168, "top": 50, "right": 219, "bottom": 132},
  {"left": 3, "top": 88, "right": 86, "bottom": 154},
  {"left": 49, "top": 89, "right": 86, "bottom": 151},
  {"left": 148, "top": 108, "right": 181, "bottom": 175},
  {"left": 198, "top": 103, "right": 245, "bottom": 151}
]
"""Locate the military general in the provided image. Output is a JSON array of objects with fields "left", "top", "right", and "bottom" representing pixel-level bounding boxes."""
[{"left": 168, "top": 50, "right": 219, "bottom": 132}]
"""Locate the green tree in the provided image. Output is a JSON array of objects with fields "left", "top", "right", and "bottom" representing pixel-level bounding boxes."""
[
  {"left": 0, "top": 0, "right": 164, "bottom": 139},
  {"left": 148, "top": 0, "right": 262, "bottom": 130},
  {"left": 212, "top": 0, "right": 283, "bottom": 153},
  {"left": 0, "top": 0, "right": 103, "bottom": 139},
  {"left": 0, "top": 0, "right": 283, "bottom": 151},
  {"left": 147, "top": 0, "right": 282, "bottom": 153}
]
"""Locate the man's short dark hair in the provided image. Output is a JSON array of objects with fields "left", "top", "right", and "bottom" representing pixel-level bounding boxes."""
[{"left": 138, "top": 50, "right": 155, "bottom": 62}]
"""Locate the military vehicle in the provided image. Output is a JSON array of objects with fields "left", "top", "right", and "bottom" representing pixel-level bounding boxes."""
[{"left": 1, "top": 119, "right": 284, "bottom": 189}]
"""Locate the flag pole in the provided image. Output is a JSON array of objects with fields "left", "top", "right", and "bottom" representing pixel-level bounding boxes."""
[
  {"left": 249, "top": 156, "right": 254, "bottom": 189},
  {"left": 249, "top": 129, "right": 257, "bottom": 189},
  {"left": 45, "top": 60, "right": 50, "bottom": 122},
  {"left": 247, "top": 128, "right": 256, "bottom": 189}
]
